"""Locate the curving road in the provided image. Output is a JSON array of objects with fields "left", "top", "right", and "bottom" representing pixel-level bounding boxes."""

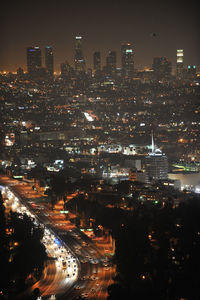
[{"left": 0, "top": 175, "right": 115, "bottom": 299}]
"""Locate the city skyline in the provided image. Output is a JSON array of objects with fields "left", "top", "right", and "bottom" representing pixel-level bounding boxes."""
[
  {"left": 1, "top": 0, "right": 199, "bottom": 72},
  {"left": 1, "top": 1, "right": 200, "bottom": 299}
]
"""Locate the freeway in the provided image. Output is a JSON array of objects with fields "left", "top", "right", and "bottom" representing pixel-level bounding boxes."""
[
  {"left": 1, "top": 183, "right": 79, "bottom": 300},
  {"left": 0, "top": 176, "right": 115, "bottom": 299}
]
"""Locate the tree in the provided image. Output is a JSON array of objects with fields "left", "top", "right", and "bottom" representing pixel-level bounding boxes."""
[
  {"left": 0, "top": 201, "right": 47, "bottom": 299},
  {"left": 108, "top": 196, "right": 200, "bottom": 299},
  {"left": 49, "top": 175, "right": 66, "bottom": 208},
  {"left": 0, "top": 191, "right": 6, "bottom": 239}
]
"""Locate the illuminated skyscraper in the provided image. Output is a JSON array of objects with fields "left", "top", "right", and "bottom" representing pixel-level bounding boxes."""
[
  {"left": 45, "top": 46, "right": 54, "bottom": 76},
  {"left": 176, "top": 49, "right": 184, "bottom": 79},
  {"left": 106, "top": 51, "right": 116, "bottom": 75},
  {"left": 121, "top": 43, "right": 134, "bottom": 78},
  {"left": 187, "top": 65, "right": 196, "bottom": 79},
  {"left": 74, "top": 36, "right": 85, "bottom": 73},
  {"left": 152, "top": 57, "right": 172, "bottom": 80},
  {"left": 145, "top": 134, "right": 168, "bottom": 182},
  {"left": 27, "top": 46, "right": 41, "bottom": 74},
  {"left": 93, "top": 51, "right": 101, "bottom": 72}
]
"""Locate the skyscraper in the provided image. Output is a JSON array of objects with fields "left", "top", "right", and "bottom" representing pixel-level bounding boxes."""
[
  {"left": 144, "top": 134, "right": 168, "bottom": 182},
  {"left": 152, "top": 57, "right": 172, "bottom": 80},
  {"left": 176, "top": 49, "right": 184, "bottom": 79},
  {"left": 27, "top": 46, "right": 42, "bottom": 74},
  {"left": 187, "top": 65, "right": 196, "bottom": 79},
  {"left": 45, "top": 46, "right": 54, "bottom": 76},
  {"left": 93, "top": 52, "right": 101, "bottom": 72},
  {"left": 121, "top": 43, "right": 134, "bottom": 78},
  {"left": 60, "top": 61, "right": 74, "bottom": 81},
  {"left": 60, "top": 62, "right": 68, "bottom": 80},
  {"left": 106, "top": 51, "right": 116, "bottom": 75},
  {"left": 74, "top": 36, "right": 85, "bottom": 73}
]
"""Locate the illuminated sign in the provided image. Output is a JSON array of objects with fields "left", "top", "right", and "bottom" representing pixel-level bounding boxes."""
[
  {"left": 60, "top": 210, "right": 69, "bottom": 214},
  {"left": 126, "top": 49, "right": 132, "bottom": 53}
]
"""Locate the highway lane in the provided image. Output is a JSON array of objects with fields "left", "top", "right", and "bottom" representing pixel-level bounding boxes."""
[
  {"left": 0, "top": 176, "right": 115, "bottom": 299},
  {"left": 1, "top": 181, "right": 80, "bottom": 299},
  {"left": 49, "top": 201, "right": 115, "bottom": 299}
]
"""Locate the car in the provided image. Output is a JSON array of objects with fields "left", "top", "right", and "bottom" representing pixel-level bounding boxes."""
[
  {"left": 102, "top": 257, "right": 109, "bottom": 262},
  {"left": 92, "top": 260, "right": 98, "bottom": 264},
  {"left": 62, "top": 261, "right": 67, "bottom": 269},
  {"left": 75, "top": 285, "right": 81, "bottom": 290},
  {"left": 80, "top": 276, "right": 85, "bottom": 280},
  {"left": 81, "top": 275, "right": 89, "bottom": 280},
  {"left": 81, "top": 293, "right": 88, "bottom": 298},
  {"left": 91, "top": 277, "right": 96, "bottom": 280}
]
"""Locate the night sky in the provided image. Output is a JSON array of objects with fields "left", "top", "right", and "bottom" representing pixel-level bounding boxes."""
[{"left": 1, "top": 0, "right": 199, "bottom": 72}]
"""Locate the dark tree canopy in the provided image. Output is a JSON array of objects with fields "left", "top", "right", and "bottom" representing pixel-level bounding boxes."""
[
  {"left": 108, "top": 197, "right": 200, "bottom": 299},
  {"left": 0, "top": 192, "right": 47, "bottom": 299}
]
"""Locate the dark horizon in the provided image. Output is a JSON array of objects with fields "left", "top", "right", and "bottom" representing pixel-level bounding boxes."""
[{"left": 1, "top": 0, "right": 199, "bottom": 72}]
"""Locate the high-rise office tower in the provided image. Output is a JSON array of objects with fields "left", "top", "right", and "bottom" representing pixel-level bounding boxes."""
[
  {"left": 93, "top": 52, "right": 101, "bottom": 72},
  {"left": 121, "top": 43, "right": 134, "bottom": 78},
  {"left": 60, "top": 62, "right": 74, "bottom": 80},
  {"left": 152, "top": 57, "right": 172, "bottom": 80},
  {"left": 74, "top": 36, "right": 85, "bottom": 73},
  {"left": 187, "top": 65, "right": 196, "bottom": 78},
  {"left": 45, "top": 46, "right": 54, "bottom": 76},
  {"left": 17, "top": 67, "right": 24, "bottom": 79},
  {"left": 27, "top": 46, "right": 42, "bottom": 74},
  {"left": 60, "top": 62, "right": 68, "bottom": 79},
  {"left": 106, "top": 51, "right": 116, "bottom": 75},
  {"left": 144, "top": 134, "right": 168, "bottom": 182},
  {"left": 176, "top": 49, "right": 184, "bottom": 79}
]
